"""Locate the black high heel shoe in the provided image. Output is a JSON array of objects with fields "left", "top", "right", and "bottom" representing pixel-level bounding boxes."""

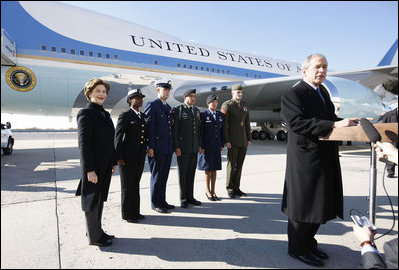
[
  {"left": 206, "top": 193, "right": 216, "bottom": 201},
  {"left": 212, "top": 194, "right": 221, "bottom": 201}
]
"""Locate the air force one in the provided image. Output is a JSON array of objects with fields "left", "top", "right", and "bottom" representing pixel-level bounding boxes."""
[{"left": 1, "top": 1, "right": 398, "bottom": 136}]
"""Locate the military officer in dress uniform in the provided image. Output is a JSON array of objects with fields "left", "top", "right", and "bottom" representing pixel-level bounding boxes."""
[
  {"left": 172, "top": 89, "right": 202, "bottom": 208},
  {"left": 198, "top": 94, "right": 224, "bottom": 201},
  {"left": 144, "top": 80, "right": 175, "bottom": 214},
  {"left": 115, "top": 89, "right": 148, "bottom": 223},
  {"left": 221, "top": 84, "right": 252, "bottom": 198}
]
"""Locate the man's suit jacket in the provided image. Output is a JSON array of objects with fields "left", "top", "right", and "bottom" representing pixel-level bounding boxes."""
[
  {"left": 281, "top": 80, "right": 343, "bottom": 223},
  {"left": 115, "top": 108, "right": 148, "bottom": 163},
  {"left": 76, "top": 102, "right": 116, "bottom": 212},
  {"left": 144, "top": 98, "right": 173, "bottom": 155},
  {"left": 362, "top": 238, "right": 398, "bottom": 269}
]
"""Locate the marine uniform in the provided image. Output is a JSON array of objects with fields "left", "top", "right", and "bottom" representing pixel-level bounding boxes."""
[
  {"left": 221, "top": 84, "right": 251, "bottom": 197},
  {"left": 172, "top": 89, "right": 202, "bottom": 206}
]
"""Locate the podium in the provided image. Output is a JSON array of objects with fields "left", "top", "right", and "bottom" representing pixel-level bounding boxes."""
[{"left": 321, "top": 123, "right": 398, "bottom": 224}]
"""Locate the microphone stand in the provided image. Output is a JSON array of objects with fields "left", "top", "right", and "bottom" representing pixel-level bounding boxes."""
[{"left": 369, "top": 142, "right": 377, "bottom": 224}]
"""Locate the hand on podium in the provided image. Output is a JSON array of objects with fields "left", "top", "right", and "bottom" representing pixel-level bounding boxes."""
[{"left": 333, "top": 118, "right": 360, "bottom": 128}]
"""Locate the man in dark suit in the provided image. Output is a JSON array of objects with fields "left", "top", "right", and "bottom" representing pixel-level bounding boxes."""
[
  {"left": 281, "top": 54, "right": 359, "bottom": 266},
  {"left": 380, "top": 107, "right": 398, "bottom": 178},
  {"left": 144, "top": 80, "right": 175, "bottom": 214},
  {"left": 172, "top": 89, "right": 202, "bottom": 208},
  {"left": 115, "top": 89, "right": 148, "bottom": 223}
]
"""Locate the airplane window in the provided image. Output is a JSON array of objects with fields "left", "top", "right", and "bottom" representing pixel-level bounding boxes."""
[
  {"left": 246, "top": 73, "right": 248, "bottom": 77},
  {"left": 70, "top": 49, "right": 76, "bottom": 55},
  {"left": 206, "top": 68, "right": 209, "bottom": 71},
  {"left": 221, "top": 86, "right": 228, "bottom": 90},
  {"left": 51, "top": 47, "right": 56, "bottom": 52},
  {"left": 177, "top": 63, "right": 181, "bottom": 68},
  {"left": 154, "top": 60, "right": 158, "bottom": 65},
  {"left": 97, "top": 53, "right": 102, "bottom": 58},
  {"left": 80, "top": 50, "right": 84, "bottom": 56},
  {"left": 41, "top": 45, "right": 46, "bottom": 51},
  {"left": 106, "top": 54, "right": 110, "bottom": 59},
  {"left": 61, "top": 48, "right": 66, "bottom": 53},
  {"left": 114, "top": 55, "right": 118, "bottom": 60},
  {"left": 195, "top": 66, "right": 198, "bottom": 70},
  {"left": 201, "top": 67, "right": 204, "bottom": 71},
  {"left": 89, "top": 52, "right": 93, "bottom": 57},
  {"left": 183, "top": 64, "right": 186, "bottom": 68},
  {"left": 217, "top": 69, "right": 220, "bottom": 73},
  {"left": 227, "top": 71, "right": 230, "bottom": 74},
  {"left": 222, "top": 70, "right": 225, "bottom": 74},
  {"left": 189, "top": 65, "right": 192, "bottom": 69},
  {"left": 212, "top": 68, "right": 215, "bottom": 72},
  {"left": 211, "top": 87, "right": 217, "bottom": 91}
]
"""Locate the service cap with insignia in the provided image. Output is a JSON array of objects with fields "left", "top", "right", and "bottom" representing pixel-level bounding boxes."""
[
  {"left": 127, "top": 88, "right": 145, "bottom": 103},
  {"left": 206, "top": 93, "right": 218, "bottom": 104},
  {"left": 183, "top": 89, "right": 196, "bottom": 97},
  {"left": 155, "top": 79, "right": 172, "bottom": 89},
  {"left": 231, "top": 84, "right": 243, "bottom": 91}
]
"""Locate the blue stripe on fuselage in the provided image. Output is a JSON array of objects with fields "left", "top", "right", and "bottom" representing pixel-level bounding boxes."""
[{"left": 1, "top": 1, "right": 286, "bottom": 80}]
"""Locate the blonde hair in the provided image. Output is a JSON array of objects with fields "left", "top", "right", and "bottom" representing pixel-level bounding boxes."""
[{"left": 84, "top": 78, "right": 110, "bottom": 100}]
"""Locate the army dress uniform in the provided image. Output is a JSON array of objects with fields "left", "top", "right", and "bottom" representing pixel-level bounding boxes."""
[
  {"left": 197, "top": 107, "right": 224, "bottom": 171},
  {"left": 115, "top": 91, "right": 148, "bottom": 221},
  {"left": 221, "top": 84, "right": 251, "bottom": 196},
  {"left": 144, "top": 92, "right": 174, "bottom": 211},
  {"left": 172, "top": 90, "right": 202, "bottom": 206}
]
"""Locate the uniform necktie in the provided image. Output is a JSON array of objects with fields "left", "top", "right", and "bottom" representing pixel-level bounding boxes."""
[
  {"left": 316, "top": 87, "right": 326, "bottom": 103},
  {"left": 212, "top": 112, "right": 216, "bottom": 120}
]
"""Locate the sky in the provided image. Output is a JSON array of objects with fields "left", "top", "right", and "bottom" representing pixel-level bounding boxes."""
[{"left": 2, "top": 1, "right": 398, "bottom": 129}]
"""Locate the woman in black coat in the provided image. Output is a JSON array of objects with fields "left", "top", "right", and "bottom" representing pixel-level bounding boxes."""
[{"left": 76, "top": 78, "right": 117, "bottom": 247}]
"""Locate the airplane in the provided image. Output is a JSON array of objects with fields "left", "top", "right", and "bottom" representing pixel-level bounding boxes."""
[{"left": 1, "top": 1, "right": 397, "bottom": 140}]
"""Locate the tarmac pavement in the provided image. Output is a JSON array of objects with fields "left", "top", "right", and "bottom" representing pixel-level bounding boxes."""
[{"left": 1, "top": 131, "right": 397, "bottom": 269}]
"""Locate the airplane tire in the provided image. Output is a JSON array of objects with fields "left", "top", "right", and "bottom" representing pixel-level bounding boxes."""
[
  {"left": 3, "top": 139, "right": 13, "bottom": 155},
  {"left": 251, "top": 130, "right": 259, "bottom": 140},
  {"left": 259, "top": 131, "right": 267, "bottom": 140},
  {"left": 276, "top": 130, "right": 287, "bottom": 142}
]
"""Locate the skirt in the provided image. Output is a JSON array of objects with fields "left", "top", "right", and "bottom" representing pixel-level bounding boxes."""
[{"left": 197, "top": 151, "right": 221, "bottom": 171}]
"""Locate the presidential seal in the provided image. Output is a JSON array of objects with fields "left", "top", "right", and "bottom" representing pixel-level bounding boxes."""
[{"left": 6, "top": 66, "right": 37, "bottom": 92}]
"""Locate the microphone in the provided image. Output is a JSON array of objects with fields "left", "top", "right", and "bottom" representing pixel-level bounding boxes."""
[{"left": 360, "top": 118, "right": 381, "bottom": 143}]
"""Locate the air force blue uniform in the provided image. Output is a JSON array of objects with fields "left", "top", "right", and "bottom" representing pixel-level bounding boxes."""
[
  {"left": 144, "top": 98, "right": 174, "bottom": 209},
  {"left": 198, "top": 109, "right": 224, "bottom": 171}
]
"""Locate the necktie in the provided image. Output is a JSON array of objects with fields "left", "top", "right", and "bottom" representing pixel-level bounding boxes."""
[
  {"left": 316, "top": 87, "right": 326, "bottom": 103},
  {"left": 137, "top": 112, "right": 141, "bottom": 119},
  {"left": 213, "top": 112, "right": 216, "bottom": 120}
]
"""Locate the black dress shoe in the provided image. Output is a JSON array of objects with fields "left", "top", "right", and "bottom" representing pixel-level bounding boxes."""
[
  {"left": 103, "top": 232, "right": 115, "bottom": 240},
  {"left": 235, "top": 190, "right": 247, "bottom": 197},
  {"left": 137, "top": 214, "right": 145, "bottom": 219},
  {"left": 227, "top": 191, "right": 236, "bottom": 198},
  {"left": 310, "top": 247, "right": 329, "bottom": 260},
  {"left": 206, "top": 193, "right": 216, "bottom": 201},
  {"left": 152, "top": 207, "right": 168, "bottom": 213},
  {"left": 288, "top": 252, "right": 324, "bottom": 267},
  {"left": 181, "top": 201, "right": 188, "bottom": 208},
  {"left": 188, "top": 199, "right": 202, "bottom": 205},
  {"left": 163, "top": 204, "right": 175, "bottom": 209},
  {"left": 387, "top": 173, "right": 395, "bottom": 178},
  {"left": 127, "top": 218, "right": 138, "bottom": 223},
  {"left": 90, "top": 237, "right": 112, "bottom": 247}
]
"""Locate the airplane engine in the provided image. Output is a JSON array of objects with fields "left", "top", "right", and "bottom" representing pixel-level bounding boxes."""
[{"left": 323, "top": 77, "right": 386, "bottom": 121}]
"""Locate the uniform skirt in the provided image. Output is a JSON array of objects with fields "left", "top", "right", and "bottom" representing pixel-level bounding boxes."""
[{"left": 197, "top": 151, "right": 221, "bottom": 171}]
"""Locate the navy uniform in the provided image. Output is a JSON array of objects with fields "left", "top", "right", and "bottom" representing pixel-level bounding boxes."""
[
  {"left": 172, "top": 89, "right": 202, "bottom": 208},
  {"left": 115, "top": 89, "right": 148, "bottom": 222},
  {"left": 221, "top": 84, "right": 251, "bottom": 198},
  {"left": 144, "top": 80, "right": 174, "bottom": 213},
  {"left": 198, "top": 94, "right": 224, "bottom": 171}
]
